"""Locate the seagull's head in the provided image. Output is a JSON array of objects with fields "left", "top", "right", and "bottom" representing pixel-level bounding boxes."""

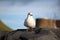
[{"left": 28, "top": 12, "right": 33, "bottom": 16}]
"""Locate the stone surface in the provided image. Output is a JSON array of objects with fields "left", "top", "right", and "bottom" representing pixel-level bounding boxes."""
[{"left": 0, "top": 29, "right": 60, "bottom": 40}]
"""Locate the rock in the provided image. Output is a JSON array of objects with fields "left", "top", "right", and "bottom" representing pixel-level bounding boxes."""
[
  {"left": 5, "top": 31, "right": 23, "bottom": 40},
  {"left": 0, "top": 31, "right": 9, "bottom": 40},
  {"left": 20, "top": 29, "right": 59, "bottom": 40},
  {"left": 0, "top": 29, "right": 60, "bottom": 40},
  {"left": 51, "top": 28, "right": 60, "bottom": 39}
]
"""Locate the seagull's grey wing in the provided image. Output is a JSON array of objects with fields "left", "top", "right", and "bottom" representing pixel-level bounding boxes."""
[{"left": 24, "top": 19, "right": 27, "bottom": 27}]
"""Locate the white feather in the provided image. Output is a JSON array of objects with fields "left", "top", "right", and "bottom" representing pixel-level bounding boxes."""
[{"left": 24, "top": 12, "right": 35, "bottom": 28}]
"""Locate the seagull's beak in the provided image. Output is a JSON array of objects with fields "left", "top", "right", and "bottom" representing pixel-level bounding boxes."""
[{"left": 30, "top": 14, "right": 33, "bottom": 16}]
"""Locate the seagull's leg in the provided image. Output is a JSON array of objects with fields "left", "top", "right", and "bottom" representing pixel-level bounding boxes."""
[
  {"left": 29, "top": 27, "right": 33, "bottom": 32},
  {"left": 31, "top": 28, "right": 33, "bottom": 32},
  {"left": 26, "top": 27, "right": 29, "bottom": 32},
  {"left": 26, "top": 27, "right": 33, "bottom": 32}
]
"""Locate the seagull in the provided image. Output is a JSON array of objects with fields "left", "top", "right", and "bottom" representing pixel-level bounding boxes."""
[{"left": 24, "top": 12, "right": 35, "bottom": 32}]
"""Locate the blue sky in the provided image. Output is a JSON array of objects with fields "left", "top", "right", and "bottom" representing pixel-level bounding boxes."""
[{"left": 0, "top": 0, "right": 60, "bottom": 30}]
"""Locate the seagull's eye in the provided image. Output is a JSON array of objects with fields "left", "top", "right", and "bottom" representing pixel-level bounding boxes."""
[
  {"left": 28, "top": 13, "right": 32, "bottom": 16},
  {"left": 28, "top": 13, "right": 30, "bottom": 15}
]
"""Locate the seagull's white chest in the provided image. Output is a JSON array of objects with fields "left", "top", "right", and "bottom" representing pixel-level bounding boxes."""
[{"left": 24, "top": 16, "right": 35, "bottom": 28}]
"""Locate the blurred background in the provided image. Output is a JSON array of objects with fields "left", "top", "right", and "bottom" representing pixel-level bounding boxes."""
[{"left": 0, "top": 0, "right": 60, "bottom": 30}]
